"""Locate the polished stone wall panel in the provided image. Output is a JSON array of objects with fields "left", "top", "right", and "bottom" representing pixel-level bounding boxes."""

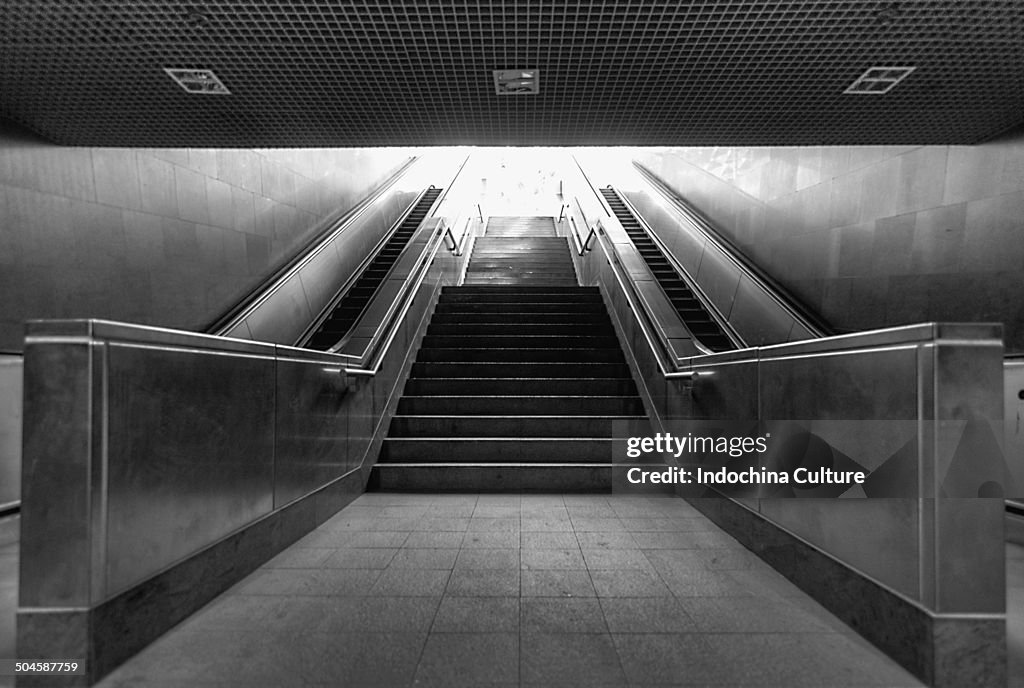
[
  {"left": 635, "top": 138, "right": 1024, "bottom": 351},
  {"left": 0, "top": 119, "right": 413, "bottom": 351},
  {"left": 759, "top": 498, "right": 920, "bottom": 601},
  {"left": 272, "top": 356, "right": 351, "bottom": 508},
  {"left": 19, "top": 342, "right": 93, "bottom": 607},
  {"left": 0, "top": 355, "right": 22, "bottom": 508},
  {"left": 103, "top": 343, "right": 276, "bottom": 598}
]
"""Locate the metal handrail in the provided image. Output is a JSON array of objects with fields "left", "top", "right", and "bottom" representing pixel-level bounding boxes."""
[
  {"left": 442, "top": 217, "right": 474, "bottom": 257},
  {"left": 610, "top": 187, "right": 745, "bottom": 350},
  {"left": 335, "top": 219, "right": 460, "bottom": 377},
  {"left": 587, "top": 217, "right": 697, "bottom": 381},
  {"left": 633, "top": 162, "right": 830, "bottom": 338},
  {"left": 566, "top": 216, "right": 598, "bottom": 256},
  {"left": 295, "top": 186, "right": 441, "bottom": 348}
]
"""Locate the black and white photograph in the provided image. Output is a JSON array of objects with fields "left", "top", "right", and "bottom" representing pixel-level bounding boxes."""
[{"left": 0, "top": 1, "right": 1022, "bottom": 686}]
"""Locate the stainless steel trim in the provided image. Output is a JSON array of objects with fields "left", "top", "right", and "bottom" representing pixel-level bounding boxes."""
[
  {"left": 339, "top": 219, "right": 460, "bottom": 376},
  {"left": 590, "top": 219, "right": 695, "bottom": 379}
]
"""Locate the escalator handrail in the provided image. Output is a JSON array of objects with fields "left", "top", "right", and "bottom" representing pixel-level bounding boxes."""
[
  {"left": 333, "top": 218, "right": 467, "bottom": 376},
  {"left": 295, "top": 186, "right": 441, "bottom": 348},
  {"left": 633, "top": 161, "right": 831, "bottom": 339},
  {"left": 583, "top": 216, "right": 697, "bottom": 380},
  {"left": 607, "top": 187, "right": 745, "bottom": 351},
  {"left": 205, "top": 156, "right": 420, "bottom": 336}
]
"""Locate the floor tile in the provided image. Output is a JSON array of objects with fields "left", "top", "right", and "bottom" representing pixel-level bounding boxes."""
[
  {"left": 370, "top": 568, "right": 451, "bottom": 596},
  {"left": 521, "top": 597, "right": 608, "bottom": 633},
  {"left": 340, "top": 531, "right": 409, "bottom": 548},
  {"left": 521, "top": 569, "right": 597, "bottom": 598},
  {"left": 468, "top": 517, "right": 521, "bottom": 532},
  {"left": 677, "top": 595, "right": 837, "bottom": 633},
  {"left": 455, "top": 548, "right": 520, "bottom": 570},
  {"left": 387, "top": 548, "right": 459, "bottom": 569},
  {"left": 580, "top": 548, "right": 653, "bottom": 570},
  {"left": 432, "top": 596, "right": 519, "bottom": 632},
  {"left": 520, "top": 633, "right": 626, "bottom": 686},
  {"left": 231, "top": 568, "right": 381, "bottom": 596},
  {"left": 412, "top": 517, "right": 471, "bottom": 532},
  {"left": 521, "top": 531, "right": 579, "bottom": 549},
  {"left": 317, "top": 596, "right": 441, "bottom": 633},
  {"left": 589, "top": 569, "right": 672, "bottom": 598},
  {"left": 463, "top": 531, "right": 521, "bottom": 549},
  {"left": 521, "top": 517, "right": 575, "bottom": 532},
  {"left": 414, "top": 633, "right": 519, "bottom": 686},
  {"left": 612, "top": 633, "right": 722, "bottom": 686},
  {"left": 599, "top": 597, "right": 697, "bottom": 633},
  {"left": 403, "top": 531, "right": 466, "bottom": 548},
  {"left": 446, "top": 568, "right": 520, "bottom": 596},
  {"left": 322, "top": 547, "right": 398, "bottom": 569},
  {"left": 703, "top": 632, "right": 922, "bottom": 687},
  {"left": 571, "top": 517, "right": 627, "bottom": 532},
  {"left": 575, "top": 531, "right": 638, "bottom": 549},
  {"left": 521, "top": 548, "right": 586, "bottom": 570}
]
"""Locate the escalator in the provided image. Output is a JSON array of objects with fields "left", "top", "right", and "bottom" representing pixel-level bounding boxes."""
[
  {"left": 306, "top": 187, "right": 442, "bottom": 350},
  {"left": 600, "top": 187, "right": 734, "bottom": 352}
]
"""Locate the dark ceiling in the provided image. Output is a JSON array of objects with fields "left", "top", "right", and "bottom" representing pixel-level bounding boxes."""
[{"left": 1, "top": 1, "right": 1022, "bottom": 147}]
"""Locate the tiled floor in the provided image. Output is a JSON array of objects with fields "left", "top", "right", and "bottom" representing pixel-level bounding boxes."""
[{"left": 95, "top": 494, "right": 924, "bottom": 688}]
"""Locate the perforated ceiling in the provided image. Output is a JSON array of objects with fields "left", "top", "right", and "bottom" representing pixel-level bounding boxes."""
[{"left": 1, "top": 1, "right": 1021, "bottom": 147}]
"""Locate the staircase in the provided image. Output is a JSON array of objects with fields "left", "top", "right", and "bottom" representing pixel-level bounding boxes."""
[
  {"left": 601, "top": 187, "right": 734, "bottom": 352},
  {"left": 307, "top": 187, "right": 442, "bottom": 350},
  {"left": 371, "top": 216, "right": 648, "bottom": 492},
  {"left": 462, "top": 216, "right": 577, "bottom": 286}
]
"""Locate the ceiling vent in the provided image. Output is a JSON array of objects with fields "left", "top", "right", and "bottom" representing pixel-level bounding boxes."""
[
  {"left": 493, "top": 70, "right": 539, "bottom": 95},
  {"left": 164, "top": 68, "right": 231, "bottom": 95},
  {"left": 844, "top": 66, "right": 915, "bottom": 94}
]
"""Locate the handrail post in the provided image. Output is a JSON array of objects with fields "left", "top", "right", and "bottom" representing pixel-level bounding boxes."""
[{"left": 477, "top": 204, "right": 484, "bottom": 223}]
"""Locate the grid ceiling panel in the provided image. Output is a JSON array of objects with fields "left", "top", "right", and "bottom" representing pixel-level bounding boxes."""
[{"left": 1, "top": 0, "right": 1022, "bottom": 146}]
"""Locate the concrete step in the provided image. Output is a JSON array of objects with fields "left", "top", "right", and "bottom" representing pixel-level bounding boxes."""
[
  {"left": 429, "top": 313, "right": 608, "bottom": 324},
  {"left": 396, "top": 395, "right": 645, "bottom": 415},
  {"left": 380, "top": 438, "right": 614, "bottom": 463},
  {"left": 462, "top": 278, "right": 579, "bottom": 286},
  {"left": 388, "top": 415, "right": 647, "bottom": 437},
  {"left": 415, "top": 348, "right": 625, "bottom": 363},
  {"left": 446, "top": 286, "right": 598, "bottom": 293},
  {"left": 439, "top": 292, "right": 600, "bottom": 303},
  {"left": 369, "top": 463, "right": 612, "bottom": 492},
  {"left": 420, "top": 335, "right": 619, "bottom": 348},
  {"left": 410, "top": 361, "right": 631, "bottom": 378},
  {"left": 433, "top": 302, "right": 608, "bottom": 314},
  {"left": 403, "top": 377, "right": 640, "bottom": 396},
  {"left": 427, "top": 323, "right": 612, "bottom": 335}
]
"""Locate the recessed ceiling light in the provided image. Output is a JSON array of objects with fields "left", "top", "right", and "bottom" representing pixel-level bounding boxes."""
[
  {"left": 164, "top": 68, "right": 230, "bottom": 95},
  {"left": 493, "top": 69, "right": 539, "bottom": 95},
  {"left": 844, "top": 66, "right": 915, "bottom": 94}
]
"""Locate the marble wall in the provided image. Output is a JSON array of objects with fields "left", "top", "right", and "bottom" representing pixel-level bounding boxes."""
[
  {"left": 635, "top": 132, "right": 1024, "bottom": 351},
  {"left": 0, "top": 119, "right": 413, "bottom": 351}
]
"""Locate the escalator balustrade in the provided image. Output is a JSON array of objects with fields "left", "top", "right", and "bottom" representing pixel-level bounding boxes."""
[
  {"left": 600, "top": 187, "right": 733, "bottom": 352},
  {"left": 307, "top": 187, "right": 443, "bottom": 350}
]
